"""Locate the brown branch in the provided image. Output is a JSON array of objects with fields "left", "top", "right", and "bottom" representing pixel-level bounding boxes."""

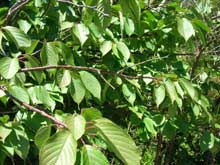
[
  {"left": 190, "top": 40, "right": 213, "bottom": 79},
  {"left": 19, "top": 65, "right": 161, "bottom": 80},
  {"left": 57, "top": 0, "right": 109, "bottom": 17},
  {"left": 0, "top": 85, "right": 67, "bottom": 128},
  {"left": 6, "top": 0, "right": 31, "bottom": 25},
  {"left": 155, "top": 133, "right": 163, "bottom": 165}
]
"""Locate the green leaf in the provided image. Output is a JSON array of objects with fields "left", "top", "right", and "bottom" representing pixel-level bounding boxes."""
[
  {"left": 124, "top": 17, "right": 135, "bottom": 36},
  {"left": 80, "top": 71, "right": 101, "bottom": 100},
  {"left": 9, "top": 86, "right": 30, "bottom": 104},
  {"left": 143, "top": 117, "right": 157, "bottom": 136},
  {"left": 200, "top": 131, "right": 215, "bottom": 152},
  {"left": 116, "top": 41, "right": 130, "bottom": 62},
  {"left": 0, "top": 30, "right": 5, "bottom": 54},
  {"left": 65, "top": 114, "right": 86, "bottom": 140},
  {"left": 179, "top": 78, "right": 197, "bottom": 100},
  {"left": 193, "top": 19, "right": 210, "bottom": 32},
  {"left": 177, "top": 18, "right": 195, "bottom": 41},
  {"left": 69, "top": 77, "right": 86, "bottom": 105},
  {"left": 7, "top": 125, "right": 30, "bottom": 160},
  {"left": 0, "top": 124, "right": 12, "bottom": 142},
  {"left": 174, "top": 81, "right": 184, "bottom": 98},
  {"left": 94, "top": 118, "right": 140, "bottom": 165},
  {"left": 164, "top": 79, "right": 178, "bottom": 103},
  {"left": 154, "top": 84, "right": 165, "bottom": 108},
  {"left": 100, "top": 40, "right": 112, "bottom": 56},
  {"left": 81, "top": 145, "right": 109, "bottom": 165},
  {"left": 0, "top": 57, "right": 20, "bottom": 79},
  {"left": 72, "top": 23, "right": 89, "bottom": 46},
  {"left": 152, "top": 114, "right": 166, "bottom": 127},
  {"left": 94, "top": 0, "right": 112, "bottom": 29},
  {"left": 17, "top": 19, "right": 31, "bottom": 34},
  {"left": 40, "top": 42, "right": 59, "bottom": 65},
  {"left": 25, "top": 55, "right": 45, "bottom": 84},
  {"left": 40, "top": 130, "right": 77, "bottom": 165},
  {"left": 34, "top": 126, "right": 51, "bottom": 149},
  {"left": 28, "top": 86, "right": 55, "bottom": 110},
  {"left": 2, "top": 26, "right": 31, "bottom": 48},
  {"left": 120, "top": 0, "right": 141, "bottom": 26},
  {"left": 59, "top": 70, "right": 71, "bottom": 89},
  {"left": 162, "top": 121, "right": 177, "bottom": 140},
  {"left": 122, "top": 84, "right": 136, "bottom": 105},
  {"left": 82, "top": 107, "right": 103, "bottom": 121},
  {"left": 54, "top": 42, "right": 75, "bottom": 65}
]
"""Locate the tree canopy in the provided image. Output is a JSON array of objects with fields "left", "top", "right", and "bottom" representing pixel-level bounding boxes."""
[{"left": 0, "top": 0, "right": 220, "bottom": 164}]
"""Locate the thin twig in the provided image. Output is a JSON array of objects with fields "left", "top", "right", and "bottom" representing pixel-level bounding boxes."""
[
  {"left": 0, "top": 85, "right": 67, "bottom": 128},
  {"left": 6, "top": 0, "right": 31, "bottom": 24},
  {"left": 190, "top": 40, "right": 213, "bottom": 79},
  {"left": 117, "top": 55, "right": 169, "bottom": 75},
  {"left": 57, "top": 0, "right": 110, "bottom": 17},
  {"left": 19, "top": 65, "right": 161, "bottom": 80}
]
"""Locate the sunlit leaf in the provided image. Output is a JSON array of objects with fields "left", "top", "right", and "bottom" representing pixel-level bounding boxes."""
[
  {"left": 72, "top": 23, "right": 89, "bottom": 46},
  {"left": 81, "top": 145, "right": 109, "bottom": 165},
  {"left": 2, "top": 26, "right": 31, "bottom": 48},
  {"left": 80, "top": 71, "right": 101, "bottom": 100},
  {"left": 69, "top": 77, "right": 86, "bottom": 105},
  {"left": 100, "top": 40, "right": 112, "bottom": 56},
  {"left": 94, "top": 118, "right": 140, "bottom": 165},
  {"left": 116, "top": 41, "right": 130, "bottom": 62},
  {"left": 164, "top": 79, "right": 178, "bottom": 103},
  {"left": 122, "top": 84, "right": 136, "bottom": 105},
  {"left": 40, "top": 130, "right": 77, "bottom": 165},
  {"left": 9, "top": 86, "right": 30, "bottom": 104},
  {"left": 154, "top": 84, "right": 165, "bottom": 108},
  {"left": 0, "top": 57, "right": 20, "bottom": 79},
  {"left": 65, "top": 114, "right": 86, "bottom": 140},
  {"left": 177, "top": 18, "right": 195, "bottom": 41}
]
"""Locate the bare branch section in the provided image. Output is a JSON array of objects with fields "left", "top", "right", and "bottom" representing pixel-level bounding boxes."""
[
  {"left": 190, "top": 40, "right": 213, "bottom": 79},
  {"left": 6, "top": 0, "right": 31, "bottom": 24},
  {"left": 20, "top": 65, "right": 161, "bottom": 81},
  {"left": 57, "top": 0, "right": 110, "bottom": 16},
  {"left": 6, "top": 0, "right": 109, "bottom": 24},
  {"left": 0, "top": 85, "right": 67, "bottom": 128}
]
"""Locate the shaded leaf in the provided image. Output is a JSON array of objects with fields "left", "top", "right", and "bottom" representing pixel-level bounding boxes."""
[
  {"left": 34, "top": 126, "right": 51, "bottom": 149},
  {"left": 40, "top": 42, "right": 59, "bottom": 65},
  {"left": 82, "top": 107, "right": 103, "bottom": 121},
  {"left": 200, "top": 131, "right": 215, "bottom": 152}
]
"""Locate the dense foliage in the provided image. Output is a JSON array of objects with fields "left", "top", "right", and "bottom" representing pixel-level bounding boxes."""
[{"left": 0, "top": 0, "right": 220, "bottom": 164}]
